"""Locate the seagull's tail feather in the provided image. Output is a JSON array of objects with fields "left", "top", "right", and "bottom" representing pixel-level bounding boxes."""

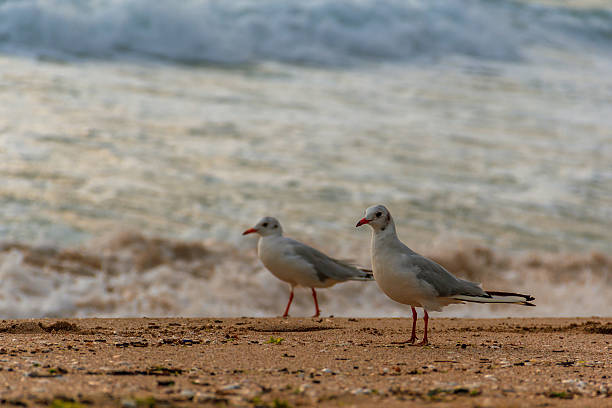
[
  {"left": 333, "top": 259, "right": 374, "bottom": 281},
  {"left": 452, "top": 291, "right": 535, "bottom": 306},
  {"left": 347, "top": 267, "right": 374, "bottom": 281}
]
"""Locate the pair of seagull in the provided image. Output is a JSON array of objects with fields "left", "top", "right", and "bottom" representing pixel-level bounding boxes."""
[{"left": 243, "top": 205, "right": 535, "bottom": 345}]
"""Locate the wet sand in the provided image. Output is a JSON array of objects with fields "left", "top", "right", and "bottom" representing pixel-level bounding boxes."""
[{"left": 0, "top": 317, "right": 610, "bottom": 407}]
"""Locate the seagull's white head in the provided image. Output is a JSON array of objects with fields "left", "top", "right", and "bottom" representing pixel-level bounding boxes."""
[
  {"left": 242, "top": 216, "right": 283, "bottom": 237},
  {"left": 356, "top": 204, "right": 392, "bottom": 232}
]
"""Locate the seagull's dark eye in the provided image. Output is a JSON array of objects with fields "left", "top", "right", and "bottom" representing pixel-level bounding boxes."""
[
  {"left": 262, "top": 222, "right": 268, "bottom": 227},
  {"left": 375, "top": 211, "right": 382, "bottom": 218}
]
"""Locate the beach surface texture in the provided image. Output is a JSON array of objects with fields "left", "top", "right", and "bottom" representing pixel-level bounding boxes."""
[{"left": 0, "top": 317, "right": 610, "bottom": 407}]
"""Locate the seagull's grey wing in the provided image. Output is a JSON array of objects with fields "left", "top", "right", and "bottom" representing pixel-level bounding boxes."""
[
  {"left": 288, "top": 239, "right": 373, "bottom": 283},
  {"left": 408, "top": 255, "right": 486, "bottom": 297}
]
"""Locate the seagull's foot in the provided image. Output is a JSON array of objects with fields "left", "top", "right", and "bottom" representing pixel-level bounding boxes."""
[
  {"left": 311, "top": 312, "right": 320, "bottom": 318},
  {"left": 282, "top": 314, "right": 290, "bottom": 318},
  {"left": 415, "top": 339, "right": 429, "bottom": 347}
]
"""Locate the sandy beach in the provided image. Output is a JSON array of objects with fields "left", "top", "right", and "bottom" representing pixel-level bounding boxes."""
[
  {"left": 1, "top": 2, "right": 611, "bottom": 407},
  {"left": 0, "top": 317, "right": 609, "bottom": 407}
]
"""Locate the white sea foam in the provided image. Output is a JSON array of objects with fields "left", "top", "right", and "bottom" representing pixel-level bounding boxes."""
[
  {"left": 0, "top": 232, "right": 609, "bottom": 318},
  {"left": 0, "top": 0, "right": 610, "bottom": 65}
]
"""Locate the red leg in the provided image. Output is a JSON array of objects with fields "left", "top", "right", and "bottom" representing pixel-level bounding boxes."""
[
  {"left": 416, "top": 310, "right": 429, "bottom": 346},
  {"left": 283, "top": 289, "right": 294, "bottom": 318},
  {"left": 311, "top": 288, "right": 321, "bottom": 318},
  {"left": 409, "top": 306, "right": 418, "bottom": 344}
]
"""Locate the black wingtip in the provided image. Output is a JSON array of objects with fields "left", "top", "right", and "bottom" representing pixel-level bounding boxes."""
[
  {"left": 486, "top": 291, "right": 535, "bottom": 302},
  {"left": 358, "top": 267, "right": 374, "bottom": 278}
]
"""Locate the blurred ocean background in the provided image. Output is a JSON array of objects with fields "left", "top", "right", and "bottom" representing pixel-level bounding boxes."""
[{"left": 0, "top": 0, "right": 610, "bottom": 318}]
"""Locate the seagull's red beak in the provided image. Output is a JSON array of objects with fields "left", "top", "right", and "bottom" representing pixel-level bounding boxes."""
[
  {"left": 355, "top": 218, "right": 369, "bottom": 227},
  {"left": 242, "top": 228, "right": 258, "bottom": 235}
]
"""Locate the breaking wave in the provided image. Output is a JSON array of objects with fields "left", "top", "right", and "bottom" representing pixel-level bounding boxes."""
[
  {"left": 0, "top": 0, "right": 611, "bottom": 65},
  {"left": 0, "top": 231, "right": 609, "bottom": 318}
]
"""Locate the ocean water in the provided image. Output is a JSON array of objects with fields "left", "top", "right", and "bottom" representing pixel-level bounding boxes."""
[{"left": 0, "top": 0, "right": 610, "bottom": 318}]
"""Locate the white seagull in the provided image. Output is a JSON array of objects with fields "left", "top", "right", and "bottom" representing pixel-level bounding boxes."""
[
  {"left": 356, "top": 205, "right": 535, "bottom": 345},
  {"left": 243, "top": 216, "right": 373, "bottom": 317}
]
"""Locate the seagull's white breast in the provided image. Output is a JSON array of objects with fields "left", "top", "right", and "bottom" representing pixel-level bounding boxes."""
[
  {"left": 371, "top": 238, "right": 436, "bottom": 308},
  {"left": 372, "top": 253, "right": 423, "bottom": 306}
]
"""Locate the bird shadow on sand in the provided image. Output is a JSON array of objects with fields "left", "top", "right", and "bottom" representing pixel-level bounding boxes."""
[{"left": 246, "top": 320, "right": 342, "bottom": 333}]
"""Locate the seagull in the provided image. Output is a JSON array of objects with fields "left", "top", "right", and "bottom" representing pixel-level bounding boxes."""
[
  {"left": 356, "top": 204, "right": 535, "bottom": 345},
  {"left": 243, "top": 216, "right": 373, "bottom": 317}
]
